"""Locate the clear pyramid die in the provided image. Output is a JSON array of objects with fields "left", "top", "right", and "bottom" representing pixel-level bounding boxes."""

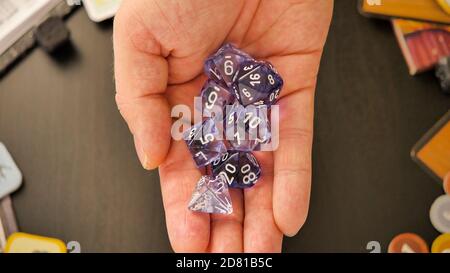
[{"left": 188, "top": 175, "right": 233, "bottom": 215}]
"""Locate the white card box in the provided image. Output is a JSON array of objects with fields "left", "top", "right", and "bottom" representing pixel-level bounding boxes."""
[{"left": 0, "top": 143, "right": 22, "bottom": 199}]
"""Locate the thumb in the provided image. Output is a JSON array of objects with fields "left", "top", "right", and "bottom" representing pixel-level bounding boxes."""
[
  {"left": 116, "top": 94, "right": 171, "bottom": 170},
  {"left": 113, "top": 3, "right": 171, "bottom": 170}
]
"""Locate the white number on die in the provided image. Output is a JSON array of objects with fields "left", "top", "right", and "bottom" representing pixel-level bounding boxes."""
[
  {"left": 225, "top": 163, "right": 237, "bottom": 174},
  {"left": 244, "top": 112, "right": 261, "bottom": 129},
  {"left": 241, "top": 164, "right": 251, "bottom": 174},
  {"left": 214, "top": 180, "right": 226, "bottom": 193},
  {"left": 243, "top": 172, "right": 257, "bottom": 184},
  {"left": 268, "top": 74, "right": 275, "bottom": 85},
  {"left": 200, "top": 133, "right": 214, "bottom": 145},
  {"left": 224, "top": 59, "right": 234, "bottom": 76},
  {"left": 195, "top": 151, "right": 207, "bottom": 160},
  {"left": 188, "top": 128, "right": 197, "bottom": 139},
  {"left": 213, "top": 152, "right": 230, "bottom": 166},
  {"left": 242, "top": 88, "right": 253, "bottom": 100},
  {"left": 234, "top": 132, "right": 242, "bottom": 145},
  {"left": 219, "top": 171, "right": 234, "bottom": 185},
  {"left": 241, "top": 163, "right": 257, "bottom": 184},
  {"left": 205, "top": 89, "right": 218, "bottom": 110},
  {"left": 228, "top": 113, "right": 235, "bottom": 124},
  {"left": 249, "top": 73, "right": 261, "bottom": 86}
]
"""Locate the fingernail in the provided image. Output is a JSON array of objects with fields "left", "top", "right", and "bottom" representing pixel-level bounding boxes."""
[
  {"left": 134, "top": 135, "right": 150, "bottom": 170},
  {"left": 141, "top": 150, "right": 151, "bottom": 170}
]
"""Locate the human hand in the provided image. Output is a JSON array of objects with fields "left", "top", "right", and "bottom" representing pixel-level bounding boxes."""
[{"left": 113, "top": 0, "right": 333, "bottom": 252}]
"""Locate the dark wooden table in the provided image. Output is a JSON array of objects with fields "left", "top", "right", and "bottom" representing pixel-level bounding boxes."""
[{"left": 0, "top": 1, "right": 449, "bottom": 252}]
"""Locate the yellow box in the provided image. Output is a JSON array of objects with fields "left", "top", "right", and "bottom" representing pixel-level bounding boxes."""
[
  {"left": 412, "top": 111, "right": 450, "bottom": 182},
  {"left": 431, "top": 233, "right": 450, "bottom": 253},
  {"left": 4, "top": 232, "right": 67, "bottom": 253},
  {"left": 359, "top": 0, "right": 450, "bottom": 24}
]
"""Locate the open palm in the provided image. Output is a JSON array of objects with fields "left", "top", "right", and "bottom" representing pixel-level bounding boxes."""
[{"left": 113, "top": 0, "right": 333, "bottom": 252}]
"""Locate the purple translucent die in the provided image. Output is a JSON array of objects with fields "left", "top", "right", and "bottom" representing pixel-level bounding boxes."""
[
  {"left": 224, "top": 102, "right": 271, "bottom": 151},
  {"left": 188, "top": 175, "right": 233, "bottom": 214},
  {"left": 211, "top": 151, "right": 261, "bottom": 189},
  {"left": 184, "top": 119, "right": 227, "bottom": 167},
  {"left": 204, "top": 43, "right": 253, "bottom": 87},
  {"left": 232, "top": 60, "right": 283, "bottom": 106},
  {"left": 199, "top": 80, "right": 235, "bottom": 117}
]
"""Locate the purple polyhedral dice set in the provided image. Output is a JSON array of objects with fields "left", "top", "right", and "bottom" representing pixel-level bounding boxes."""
[{"left": 185, "top": 44, "right": 283, "bottom": 215}]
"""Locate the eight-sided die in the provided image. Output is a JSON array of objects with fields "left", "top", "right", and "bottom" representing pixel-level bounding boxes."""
[
  {"left": 199, "top": 80, "right": 235, "bottom": 118},
  {"left": 204, "top": 43, "right": 253, "bottom": 87},
  {"left": 184, "top": 118, "right": 227, "bottom": 168}
]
